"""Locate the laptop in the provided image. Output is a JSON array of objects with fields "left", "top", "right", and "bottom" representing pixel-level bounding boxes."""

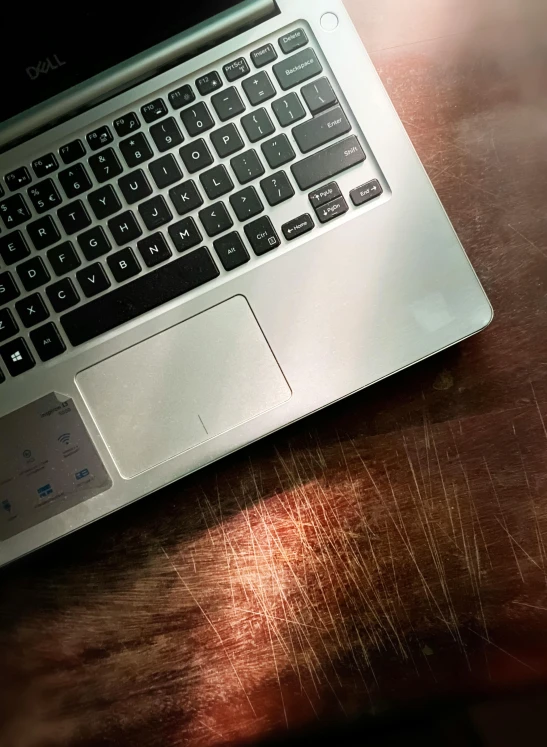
[{"left": 0, "top": 0, "right": 492, "bottom": 566}]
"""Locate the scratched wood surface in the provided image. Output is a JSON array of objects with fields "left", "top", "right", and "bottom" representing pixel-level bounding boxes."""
[{"left": 2, "top": 1, "right": 547, "bottom": 745}]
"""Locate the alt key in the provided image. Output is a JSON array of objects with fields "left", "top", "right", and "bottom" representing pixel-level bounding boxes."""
[{"left": 30, "top": 322, "right": 66, "bottom": 362}]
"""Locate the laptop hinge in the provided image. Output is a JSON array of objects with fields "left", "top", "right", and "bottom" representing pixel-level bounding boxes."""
[{"left": 0, "top": 0, "right": 277, "bottom": 151}]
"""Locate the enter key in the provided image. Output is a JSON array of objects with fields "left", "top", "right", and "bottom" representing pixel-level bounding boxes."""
[{"left": 292, "top": 106, "right": 352, "bottom": 154}]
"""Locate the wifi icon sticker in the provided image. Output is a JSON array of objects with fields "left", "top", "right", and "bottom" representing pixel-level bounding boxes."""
[{"left": 58, "top": 433, "right": 71, "bottom": 446}]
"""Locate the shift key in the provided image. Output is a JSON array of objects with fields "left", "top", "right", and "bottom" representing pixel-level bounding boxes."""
[{"left": 291, "top": 136, "right": 366, "bottom": 191}]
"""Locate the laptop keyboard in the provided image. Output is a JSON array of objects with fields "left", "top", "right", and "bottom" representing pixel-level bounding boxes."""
[{"left": 0, "top": 27, "right": 385, "bottom": 382}]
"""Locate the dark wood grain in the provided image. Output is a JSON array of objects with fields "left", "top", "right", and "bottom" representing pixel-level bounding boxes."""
[{"left": 2, "top": 2, "right": 547, "bottom": 745}]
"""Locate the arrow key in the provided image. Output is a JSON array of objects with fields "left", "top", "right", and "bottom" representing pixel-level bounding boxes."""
[{"left": 350, "top": 179, "right": 383, "bottom": 206}]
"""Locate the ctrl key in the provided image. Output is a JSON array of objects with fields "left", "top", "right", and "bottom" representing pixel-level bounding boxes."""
[
  {"left": 244, "top": 216, "right": 280, "bottom": 256},
  {"left": 0, "top": 337, "right": 35, "bottom": 377}
]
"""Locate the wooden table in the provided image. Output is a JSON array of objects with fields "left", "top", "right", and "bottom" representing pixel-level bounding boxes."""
[{"left": 2, "top": 1, "right": 547, "bottom": 744}]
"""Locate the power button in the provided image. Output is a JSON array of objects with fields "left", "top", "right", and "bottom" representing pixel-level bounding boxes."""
[{"left": 320, "top": 13, "right": 339, "bottom": 31}]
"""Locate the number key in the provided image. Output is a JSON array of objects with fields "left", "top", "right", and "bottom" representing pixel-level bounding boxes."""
[
  {"left": 150, "top": 117, "right": 184, "bottom": 152},
  {"left": 89, "top": 148, "right": 123, "bottom": 183},
  {"left": 0, "top": 194, "right": 31, "bottom": 229},
  {"left": 58, "top": 163, "right": 92, "bottom": 198},
  {"left": 180, "top": 102, "right": 215, "bottom": 138},
  {"left": 27, "top": 179, "right": 61, "bottom": 214},
  {"left": 119, "top": 132, "right": 154, "bottom": 168}
]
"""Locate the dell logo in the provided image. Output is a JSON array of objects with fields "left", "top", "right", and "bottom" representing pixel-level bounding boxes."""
[{"left": 26, "top": 54, "right": 66, "bottom": 80}]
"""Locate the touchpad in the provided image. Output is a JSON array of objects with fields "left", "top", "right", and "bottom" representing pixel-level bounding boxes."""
[{"left": 76, "top": 296, "right": 291, "bottom": 479}]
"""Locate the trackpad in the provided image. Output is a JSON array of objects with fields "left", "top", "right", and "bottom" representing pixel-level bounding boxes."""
[{"left": 76, "top": 296, "right": 291, "bottom": 479}]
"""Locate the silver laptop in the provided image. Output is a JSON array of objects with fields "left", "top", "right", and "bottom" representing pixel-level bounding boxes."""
[{"left": 0, "top": 0, "right": 492, "bottom": 566}]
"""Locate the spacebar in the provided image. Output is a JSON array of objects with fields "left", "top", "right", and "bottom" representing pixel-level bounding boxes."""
[
  {"left": 61, "top": 247, "right": 220, "bottom": 346},
  {"left": 291, "top": 135, "right": 366, "bottom": 191}
]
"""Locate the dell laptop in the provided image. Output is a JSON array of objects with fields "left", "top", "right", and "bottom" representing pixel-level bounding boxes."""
[{"left": 0, "top": 0, "right": 492, "bottom": 565}]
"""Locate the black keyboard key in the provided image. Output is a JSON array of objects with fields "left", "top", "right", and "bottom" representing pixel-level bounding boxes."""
[
  {"left": 214, "top": 232, "right": 250, "bottom": 271},
  {"left": 244, "top": 216, "right": 280, "bottom": 256},
  {"left": 77, "top": 263, "right": 111, "bottom": 298},
  {"left": 251, "top": 43, "right": 278, "bottom": 68},
  {"left": 180, "top": 103, "right": 215, "bottom": 138},
  {"left": 89, "top": 148, "right": 123, "bottom": 183},
  {"left": 291, "top": 136, "right": 366, "bottom": 191},
  {"left": 242, "top": 72, "right": 276, "bottom": 106},
  {"left": 241, "top": 108, "right": 275, "bottom": 143},
  {"left": 5, "top": 167, "right": 32, "bottom": 192},
  {"left": 47, "top": 241, "right": 81, "bottom": 276},
  {"left": 27, "top": 179, "right": 62, "bottom": 213},
  {"left": 350, "top": 179, "right": 383, "bottom": 206},
  {"left": 141, "top": 98, "right": 168, "bottom": 123},
  {"left": 113, "top": 112, "right": 140, "bottom": 137},
  {"left": 150, "top": 117, "right": 184, "bottom": 152},
  {"left": 196, "top": 72, "right": 223, "bottom": 96},
  {"left": 46, "top": 278, "right": 80, "bottom": 312},
  {"left": 61, "top": 248, "right": 220, "bottom": 346},
  {"left": 15, "top": 292, "right": 49, "bottom": 328},
  {"left": 87, "top": 125, "right": 113, "bottom": 151},
  {"left": 32, "top": 153, "right": 59, "bottom": 178},
  {"left": 58, "top": 163, "right": 92, "bottom": 198},
  {"left": 169, "top": 180, "right": 203, "bottom": 216},
  {"left": 149, "top": 154, "right": 183, "bottom": 189},
  {"left": 27, "top": 215, "right": 61, "bottom": 250},
  {"left": 231, "top": 149, "right": 265, "bottom": 185},
  {"left": 137, "top": 232, "right": 172, "bottom": 268},
  {"left": 210, "top": 123, "right": 244, "bottom": 158},
  {"left": 272, "top": 92, "right": 306, "bottom": 127},
  {"left": 58, "top": 200, "right": 92, "bottom": 235},
  {"left": 223, "top": 57, "right": 250, "bottom": 82},
  {"left": 17, "top": 256, "right": 50, "bottom": 291},
  {"left": 200, "top": 165, "right": 234, "bottom": 200},
  {"left": 316, "top": 195, "right": 349, "bottom": 223},
  {"left": 0, "top": 184, "right": 3, "bottom": 198},
  {"left": 0, "top": 367, "right": 3, "bottom": 383},
  {"left": 77, "top": 226, "right": 112, "bottom": 261},
  {"left": 107, "top": 248, "right": 141, "bottom": 282},
  {"left": 273, "top": 48, "right": 323, "bottom": 90},
  {"left": 0, "top": 308, "right": 18, "bottom": 342},
  {"left": 108, "top": 211, "right": 142, "bottom": 247},
  {"left": 119, "top": 133, "right": 154, "bottom": 168},
  {"left": 211, "top": 87, "right": 245, "bottom": 122},
  {"left": 301, "top": 77, "right": 337, "bottom": 115},
  {"left": 279, "top": 28, "right": 308, "bottom": 55},
  {"left": 169, "top": 84, "right": 195, "bottom": 110},
  {"left": 168, "top": 217, "right": 202, "bottom": 253},
  {"left": 0, "top": 338, "right": 35, "bottom": 376},
  {"left": 308, "top": 182, "right": 342, "bottom": 209},
  {"left": 30, "top": 322, "right": 66, "bottom": 362},
  {"left": 0, "top": 272, "right": 20, "bottom": 306},
  {"left": 282, "top": 213, "right": 314, "bottom": 241},
  {"left": 59, "top": 139, "right": 86, "bottom": 164},
  {"left": 293, "top": 105, "right": 351, "bottom": 154},
  {"left": 119, "top": 169, "right": 153, "bottom": 205},
  {"left": 0, "top": 231, "right": 30, "bottom": 265},
  {"left": 138, "top": 195, "right": 173, "bottom": 230},
  {"left": 88, "top": 184, "right": 122, "bottom": 220},
  {"left": 0, "top": 194, "right": 31, "bottom": 229},
  {"left": 260, "top": 171, "right": 295, "bottom": 206},
  {"left": 179, "top": 139, "right": 214, "bottom": 174},
  {"left": 199, "top": 202, "right": 233, "bottom": 238},
  {"left": 261, "top": 134, "right": 296, "bottom": 168},
  {"left": 229, "top": 186, "right": 264, "bottom": 222}
]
